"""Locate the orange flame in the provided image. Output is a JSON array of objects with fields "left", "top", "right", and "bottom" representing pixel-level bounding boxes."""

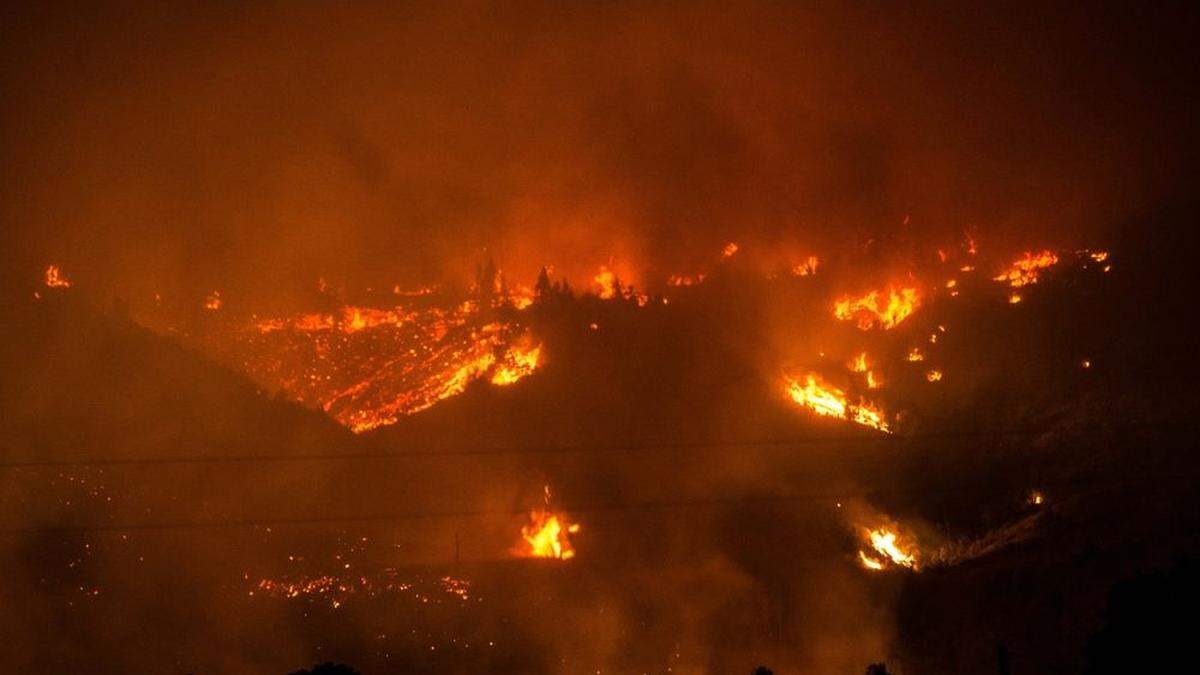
[
  {"left": 792, "top": 256, "right": 820, "bottom": 276},
  {"left": 994, "top": 250, "right": 1059, "bottom": 288},
  {"left": 594, "top": 266, "right": 617, "bottom": 299},
  {"left": 44, "top": 265, "right": 72, "bottom": 288},
  {"left": 848, "top": 352, "right": 882, "bottom": 389},
  {"left": 721, "top": 242, "right": 740, "bottom": 258},
  {"left": 859, "top": 527, "right": 917, "bottom": 570},
  {"left": 834, "top": 287, "right": 920, "bottom": 330},
  {"left": 785, "top": 373, "right": 890, "bottom": 433},
  {"left": 667, "top": 273, "right": 705, "bottom": 287},
  {"left": 518, "top": 486, "right": 579, "bottom": 560},
  {"left": 491, "top": 339, "right": 542, "bottom": 386}
]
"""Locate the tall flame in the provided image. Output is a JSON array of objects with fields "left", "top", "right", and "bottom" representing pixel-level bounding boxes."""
[{"left": 518, "top": 486, "right": 580, "bottom": 560}]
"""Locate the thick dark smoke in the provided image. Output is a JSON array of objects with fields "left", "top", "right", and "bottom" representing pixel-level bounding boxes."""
[{"left": 3, "top": 2, "right": 1196, "bottom": 307}]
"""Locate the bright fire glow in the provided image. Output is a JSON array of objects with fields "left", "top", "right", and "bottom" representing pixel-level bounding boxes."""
[
  {"left": 518, "top": 486, "right": 580, "bottom": 560},
  {"left": 722, "top": 242, "right": 739, "bottom": 258},
  {"left": 834, "top": 287, "right": 920, "bottom": 330},
  {"left": 785, "top": 373, "right": 890, "bottom": 432},
  {"left": 859, "top": 528, "right": 917, "bottom": 570},
  {"left": 44, "top": 265, "right": 72, "bottom": 288},
  {"left": 204, "top": 291, "right": 222, "bottom": 311},
  {"left": 994, "top": 250, "right": 1059, "bottom": 288},
  {"left": 594, "top": 266, "right": 617, "bottom": 299},
  {"left": 491, "top": 339, "right": 542, "bottom": 386}
]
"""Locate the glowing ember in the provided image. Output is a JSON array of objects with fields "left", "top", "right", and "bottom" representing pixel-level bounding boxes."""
[
  {"left": 859, "top": 527, "right": 917, "bottom": 570},
  {"left": 907, "top": 347, "right": 924, "bottom": 362},
  {"left": 1008, "top": 293, "right": 1022, "bottom": 304},
  {"left": 667, "top": 273, "right": 705, "bottom": 287},
  {"left": 213, "top": 295, "right": 544, "bottom": 432},
  {"left": 833, "top": 287, "right": 920, "bottom": 330},
  {"left": 994, "top": 250, "right": 1059, "bottom": 288},
  {"left": 721, "top": 242, "right": 739, "bottom": 258},
  {"left": 926, "top": 369, "right": 943, "bottom": 382},
  {"left": 518, "top": 486, "right": 580, "bottom": 560},
  {"left": 44, "top": 264, "right": 72, "bottom": 288},
  {"left": 1028, "top": 490, "right": 1045, "bottom": 506}
]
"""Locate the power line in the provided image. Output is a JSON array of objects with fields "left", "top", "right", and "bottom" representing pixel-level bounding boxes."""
[
  {"left": 0, "top": 424, "right": 1137, "bottom": 470},
  {"left": 0, "top": 468, "right": 1177, "bottom": 538}
]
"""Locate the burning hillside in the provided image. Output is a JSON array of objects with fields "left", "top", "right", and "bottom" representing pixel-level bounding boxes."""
[{"left": 5, "top": 3, "right": 1200, "bottom": 673}]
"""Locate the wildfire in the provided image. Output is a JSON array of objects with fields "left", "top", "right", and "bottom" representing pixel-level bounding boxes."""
[
  {"left": 926, "top": 369, "right": 943, "bottom": 382},
  {"left": 848, "top": 352, "right": 882, "bottom": 389},
  {"left": 594, "top": 266, "right": 617, "bottom": 299},
  {"left": 222, "top": 292, "right": 545, "bottom": 432},
  {"left": 785, "top": 373, "right": 847, "bottom": 418},
  {"left": 44, "top": 265, "right": 72, "bottom": 288},
  {"left": 906, "top": 347, "right": 924, "bottom": 362},
  {"left": 994, "top": 250, "right": 1059, "bottom": 288},
  {"left": 518, "top": 486, "right": 580, "bottom": 560},
  {"left": 792, "top": 255, "right": 820, "bottom": 276},
  {"left": 490, "top": 338, "right": 542, "bottom": 386},
  {"left": 833, "top": 287, "right": 920, "bottom": 330},
  {"left": 667, "top": 273, "right": 705, "bottom": 287},
  {"left": 858, "top": 527, "right": 918, "bottom": 571},
  {"left": 784, "top": 373, "right": 890, "bottom": 432}
]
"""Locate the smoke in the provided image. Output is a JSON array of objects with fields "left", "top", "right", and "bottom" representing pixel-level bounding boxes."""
[
  {"left": 3, "top": 2, "right": 1199, "bottom": 672},
  {"left": 4, "top": 2, "right": 1196, "bottom": 309}
]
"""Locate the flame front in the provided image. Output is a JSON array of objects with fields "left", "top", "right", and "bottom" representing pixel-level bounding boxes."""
[
  {"left": 785, "top": 373, "right": 891, "bottom": 433},
  {"left": 491, "top": 339, "right": 542, "bottom": 386},
  {"left": 994, "top": 250, "right": 1059, "bottom": 288},
  {"left": 785, "top": 373, "right": 847, "bottom": 419},
  {"left": 834, "top": 287, "right": 920, "bottom": 330},
  {"left": 859, "top": 527, "right": 917, "bottom": 570}
]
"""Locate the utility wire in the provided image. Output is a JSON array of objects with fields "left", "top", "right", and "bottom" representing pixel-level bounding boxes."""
[
  {"left": 0, "top": 423, "right": 1152, "bottom": 470},
  {"left": 0, "top": 468, "right": 1183, "bottom": 538}
]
